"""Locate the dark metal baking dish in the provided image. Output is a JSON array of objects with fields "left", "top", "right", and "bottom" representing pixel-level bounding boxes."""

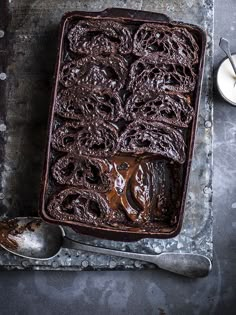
[{"left": 39, "top": 8, "right": 206, "bottom": 241}]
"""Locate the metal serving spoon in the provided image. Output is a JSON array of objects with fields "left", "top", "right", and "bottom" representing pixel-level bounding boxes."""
[
  {"left": 0, "top": 217, "right": 212, "bottom": 278},
  {"left": 219, "top": 37, "right": 236, "bottom": 76}
]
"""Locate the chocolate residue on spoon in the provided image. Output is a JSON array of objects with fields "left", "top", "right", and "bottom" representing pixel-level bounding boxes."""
[
  {"left": 0, "top": 219, "right": 42, "bottom": 251},
  {"left": 0, "top": 219, "right": 20, "bottom": 250}
]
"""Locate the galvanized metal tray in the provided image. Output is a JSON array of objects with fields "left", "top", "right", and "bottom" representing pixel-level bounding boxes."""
[{"left": 0, "top": 0, "right": 213, "bottom": 271}]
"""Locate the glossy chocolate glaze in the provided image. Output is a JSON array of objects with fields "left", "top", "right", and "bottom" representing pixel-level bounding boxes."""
[
  {"left": 68, "top": 20, "right": 132, "bottom": 55},
  {"left": 45, "top": 18, "right": 200, "bottom": 236},
  {"left": 52, "top": 154, "right": 111, "bottom": 192},
  {"left": 125, "top": 92, "right": 194, "bottom": 128},
  {"left": 48, "top": 156, "right": 181, "bottom": 231},
  {"left": 60, "top": 55, "right": 128, "bottom": 90},
  {"left": 47, "top": 188, "right": 111, "bottom": 224},
  {"left": 56, "top": 85, "right": 123, "bottom": 121},
  {"left": 51, "top": 121, "right": 119, "bottom": 157},
  {"left": 128, "top": 58, "right": 196, "bottom": 93},
  {"left": 119, "top": 121, "right": 186, "bottom": 163},
  {"left": 133, "top": 23, "right": 199, "bottom": 65}
]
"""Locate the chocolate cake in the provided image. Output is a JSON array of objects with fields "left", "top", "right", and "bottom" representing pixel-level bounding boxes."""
[{"left": 41, "top": 14, "right": 203, "bottom": 240}]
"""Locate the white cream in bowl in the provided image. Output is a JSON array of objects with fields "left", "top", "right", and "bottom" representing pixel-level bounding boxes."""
[{"left": 217, "top": 54, "right": 236, "bottom": 105}]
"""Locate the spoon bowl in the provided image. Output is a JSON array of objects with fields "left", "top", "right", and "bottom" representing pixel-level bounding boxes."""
[{"left": 0, "top": 218, "right": 64, "bottom": 260}]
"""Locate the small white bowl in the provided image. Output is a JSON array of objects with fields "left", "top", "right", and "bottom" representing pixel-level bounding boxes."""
[{"left": 217, "top": 54, "right": 236, "bottom": 106}]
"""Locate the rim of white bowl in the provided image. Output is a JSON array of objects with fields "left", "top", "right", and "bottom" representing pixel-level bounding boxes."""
[{"left": 217, "top": 53, "right": 236, "bottom": 106}]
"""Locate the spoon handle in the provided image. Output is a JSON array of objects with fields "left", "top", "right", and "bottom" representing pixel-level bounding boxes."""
[
  {"left": 219, "top": 37, "right": 236, "bottom": 75},
  {"left": 62, "top": 237, "right": 211, "bottom": 277},
  {"left": 228, "top": 55, "right": 236, "bottom": 76}
]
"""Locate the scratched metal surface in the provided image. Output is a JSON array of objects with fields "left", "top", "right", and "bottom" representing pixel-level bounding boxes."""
[{"left": 0, "top": 0, "right": 213, "bottom": 270}]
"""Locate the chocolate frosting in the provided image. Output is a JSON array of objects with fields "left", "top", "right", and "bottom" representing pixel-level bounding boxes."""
[
  {"left": 68, "top": 20, "right": 132, "bottom": 55},
  {"left": 133, "top": 23, "right": 199, "bottom": 64}
]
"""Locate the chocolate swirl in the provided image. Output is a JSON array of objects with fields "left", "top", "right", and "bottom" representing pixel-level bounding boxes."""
[{"left": 68, "top": 20, "right": 132, "bottom": 55}]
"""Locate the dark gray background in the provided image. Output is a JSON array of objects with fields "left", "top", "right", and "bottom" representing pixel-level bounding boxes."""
[{"left": 0, "top": 0, "right": 235, "bottom": 314}]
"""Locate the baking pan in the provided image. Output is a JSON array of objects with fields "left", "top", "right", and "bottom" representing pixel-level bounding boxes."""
[{"left": 39, "top": 8, "right": 206, "bottom": 241}]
